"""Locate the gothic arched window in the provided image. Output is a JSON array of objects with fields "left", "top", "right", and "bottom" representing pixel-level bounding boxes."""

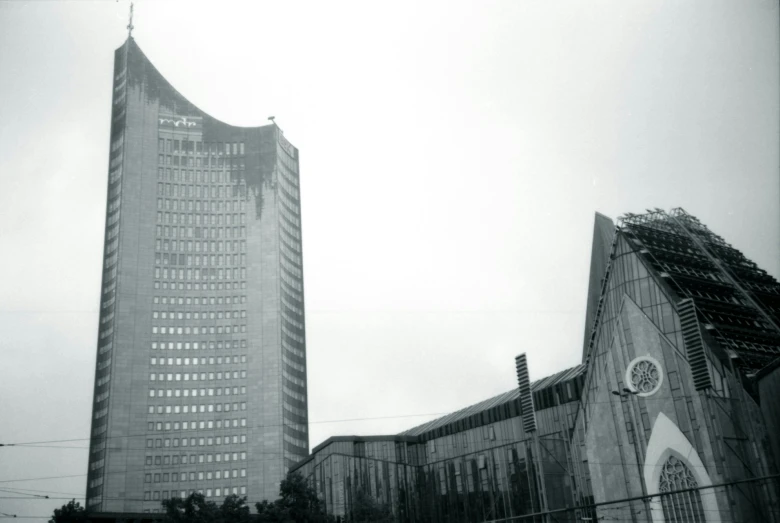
[{"left": 659, "top": 455, "right": 706, "bottom": 522}]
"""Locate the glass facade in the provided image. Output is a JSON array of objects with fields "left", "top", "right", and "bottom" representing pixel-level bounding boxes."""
[
  {"left": 292, "top": 368, "right": 589, "bottom": 523},
  {"left": 87, "top": 37, "right": 308, "bottom": 512}
]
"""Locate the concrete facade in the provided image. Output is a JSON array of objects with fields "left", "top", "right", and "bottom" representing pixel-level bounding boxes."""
[{"left": 86, "top": 37, "right": 308, "bottom": 512}]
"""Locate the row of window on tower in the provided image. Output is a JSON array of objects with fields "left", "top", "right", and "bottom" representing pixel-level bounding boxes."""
[
  {"left": 152, "top": 325, "right": 247, "bottom": 336},
  {"left": 148, "top": 401, "right": 246, "bottom": 415},
  {"left": 154, "top": 295, "right": 247, "bottom": 306},
  {"left": 151, "top": 355, "right": 246, "bottom": 365},
  {"left": 150, "top": 372, "right": 246, "bottom": 384},
  {"left": 153, "top": 309, "right": 247, "bottom": 320},
  {"left": 158, "top": 198, "right": 245, "bottom": 214},
  {"left": 158, "top": 138, "right": 245, "bottom": 156},
  {"left": 155, "top": 281, "right": 244, "bottom": 292},
  {"left": 152, "top": 257, "right": 246, "bottom": 286},
  {"left": 146, "top": 432, "right": 247, "bottom": 448},
  {"left": 145, "top": 468, "right": 247, "bottom": 485},
  {"left": 155, "top": 266, "right": 246, "bottom": 280},
  {"left": 147, "top": 418, "right": 247, "bottom": 432},
  {"left": 149, "top": 381, "right": 247, "bottom": 397},
  {"left": 156, "top": 224, "right": 246, "bottom": 240},
  {"left": 155, "top": 239, "right": 245, "bottom": 255},
  {"left": 151, "top": 341, "right": 247, "bottom": 351},
  {"left": 145, "top": 434, "right": 246, "bottom": 450},
  {"left": 147, "top": 452, "right": 246, "bottom": 467},
  {"left": 158, "top": 212, "right": 246, "bottom": 228},
  {"left": 155, "top": 241, "right": 246, "bottom": 265},
  {"left": 158, "top": 181, "right": 247, "bottom": 199},
  {"left": 158, "top": 154, "right": 246, "bottom": 170},
  {"left": 158, "top": 168, "right": 248, "bottom": 186},
  {"left": 150, "top": 372, "right": 245, "bottom": 384}
]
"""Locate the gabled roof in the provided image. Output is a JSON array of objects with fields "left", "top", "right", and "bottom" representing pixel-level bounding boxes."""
[
  {"left": 619, "top": 208, "right": 780, "bottom": 374},
  {"left": 399, "top": 364, "right": 586, "bottom": 437},
  {"left": 582, "top": 213, "right": 616, "bottom": 361}
]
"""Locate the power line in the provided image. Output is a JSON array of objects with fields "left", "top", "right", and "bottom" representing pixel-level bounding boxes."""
[
  {"left": 0, "top": 449, "right": 764, "bottom": 490},
  {"left": 0, "top": 489, "right": 48, "bottom": 499},
  {"left": 2, "top": 445, "right": 761, "bottom": 476},
  {"left": 0, "top": 391, "right": 714, "bottom": 449},
  {"left": 0, "top": 411, "right": 451, "bottom": 448},
  {"left": 0, "top": 488, "right": 81, "bottom": 498},
  {"left": 6, "top": 446, "right": 88, "bottom": 451},
  {"left": 0, "top": 309, "right": 582, "bottom": 315},
  {"left": 482, "top": 473, "right": 780, "bottom": 522},
  {"left": 0, "top": 477, "right": 83, "bottom": 486}
]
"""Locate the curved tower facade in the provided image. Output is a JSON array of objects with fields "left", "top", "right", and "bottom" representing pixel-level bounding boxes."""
[{"left": 87, "top": 37, "right": 308, "bottom": 512}]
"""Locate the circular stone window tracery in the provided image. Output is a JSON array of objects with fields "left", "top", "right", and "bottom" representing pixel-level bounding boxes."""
[{"left": 625, "top": 356, "right": 663, "bottom": 396}]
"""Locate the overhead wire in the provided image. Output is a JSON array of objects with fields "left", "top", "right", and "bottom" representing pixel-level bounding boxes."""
[
  {"left": 0, "top": 391, "right": 719, "bottom": 449},
  {"left": 0, "top": 411, "right": 455, "bottom": 448},
  {"left": 0, "top": 490, "right": 48, "bottom": 500}
]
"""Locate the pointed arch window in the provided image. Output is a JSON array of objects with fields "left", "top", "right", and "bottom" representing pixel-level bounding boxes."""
[{"left": 658, "top": 455, "right": 706, "bottom": 522}]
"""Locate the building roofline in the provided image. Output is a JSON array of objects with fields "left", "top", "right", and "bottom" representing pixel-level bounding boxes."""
[
  {"left": 292, "top": 364, "right": 586, "bottom": 474},
  {"left": 120, "top": 38, "right": 278, "bottom": 131},
  {"left": 289, "top": 435, "right": 421, "bottom": 473}
]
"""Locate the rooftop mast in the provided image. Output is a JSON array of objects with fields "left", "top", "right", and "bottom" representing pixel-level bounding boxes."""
[{"left": 127, "top": 2, "right": 134, "bottom": 38}]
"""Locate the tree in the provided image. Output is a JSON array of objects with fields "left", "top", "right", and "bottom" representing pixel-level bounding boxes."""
[
  {"left": 350, "top": 489, "right": 393, "bottom": 523},
  {"left": 162, "top": 493, "right": 250, "bottom": 523},
  {"left": 49, "top": 500, "right": 88, "bottom": 523},
  {"left": 255, "top": 472, "right": 334, "bottom": 523},
  {"left": 219, "top": 494, "right": 251, "bottom": 523}
]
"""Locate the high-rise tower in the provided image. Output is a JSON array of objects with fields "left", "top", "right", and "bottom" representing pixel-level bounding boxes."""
[{"left": 86, "top": 37, "right": 308, "bottom": 512}]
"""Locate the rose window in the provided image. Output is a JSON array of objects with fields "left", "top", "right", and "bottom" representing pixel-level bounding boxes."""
[{"left": 625, "top": 356, "right": 663, "bottom": 396}]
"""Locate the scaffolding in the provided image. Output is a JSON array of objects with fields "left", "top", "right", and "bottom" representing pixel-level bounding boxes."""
[{"left": 615, "top": 208, "right": 780, "bottom": 376}]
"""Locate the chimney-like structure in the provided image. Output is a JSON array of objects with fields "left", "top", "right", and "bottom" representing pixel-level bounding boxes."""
[{"left": 515, "top": 353, "right": 537, "bottom": 433}]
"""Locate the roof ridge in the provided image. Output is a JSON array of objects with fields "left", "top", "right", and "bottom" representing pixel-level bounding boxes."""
[{"left": 399, "top": 363, "right": 586, "bottom": 437}]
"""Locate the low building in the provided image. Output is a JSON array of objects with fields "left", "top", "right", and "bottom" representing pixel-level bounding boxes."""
[{"left": 290, "top": 361, "right": 590, "bottom": 522}]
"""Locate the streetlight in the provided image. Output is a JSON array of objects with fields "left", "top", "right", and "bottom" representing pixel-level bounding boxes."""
[{"left": 611, "top": 388, "right": 639, "bottom": 397}]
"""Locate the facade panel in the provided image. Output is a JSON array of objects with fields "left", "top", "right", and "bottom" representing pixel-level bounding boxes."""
[{"left": 292, "top": 366, "right": 589, "bottom": 522}]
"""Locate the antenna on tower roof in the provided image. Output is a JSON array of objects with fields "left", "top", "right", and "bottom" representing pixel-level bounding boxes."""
[{"left": 127, "top": 2, "right": 135, "bottom": 38}]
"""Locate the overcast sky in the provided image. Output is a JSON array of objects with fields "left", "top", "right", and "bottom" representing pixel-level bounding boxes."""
[{"left": 0, "top": 0, "right": 778, "bottom": 519}]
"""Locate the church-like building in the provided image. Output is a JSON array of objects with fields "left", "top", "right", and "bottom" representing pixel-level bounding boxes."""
[{"left": 292, "top": 208, "right": 780, "bottom": 523}]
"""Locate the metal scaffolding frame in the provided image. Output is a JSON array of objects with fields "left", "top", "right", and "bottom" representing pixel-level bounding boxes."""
[{"left": 614, "top": 208, "right": 780, "bottom": 376}]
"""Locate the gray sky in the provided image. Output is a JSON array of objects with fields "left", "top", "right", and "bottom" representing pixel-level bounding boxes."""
[{"left": 0, "top": 0, "right": 778, "bottom": 519}]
